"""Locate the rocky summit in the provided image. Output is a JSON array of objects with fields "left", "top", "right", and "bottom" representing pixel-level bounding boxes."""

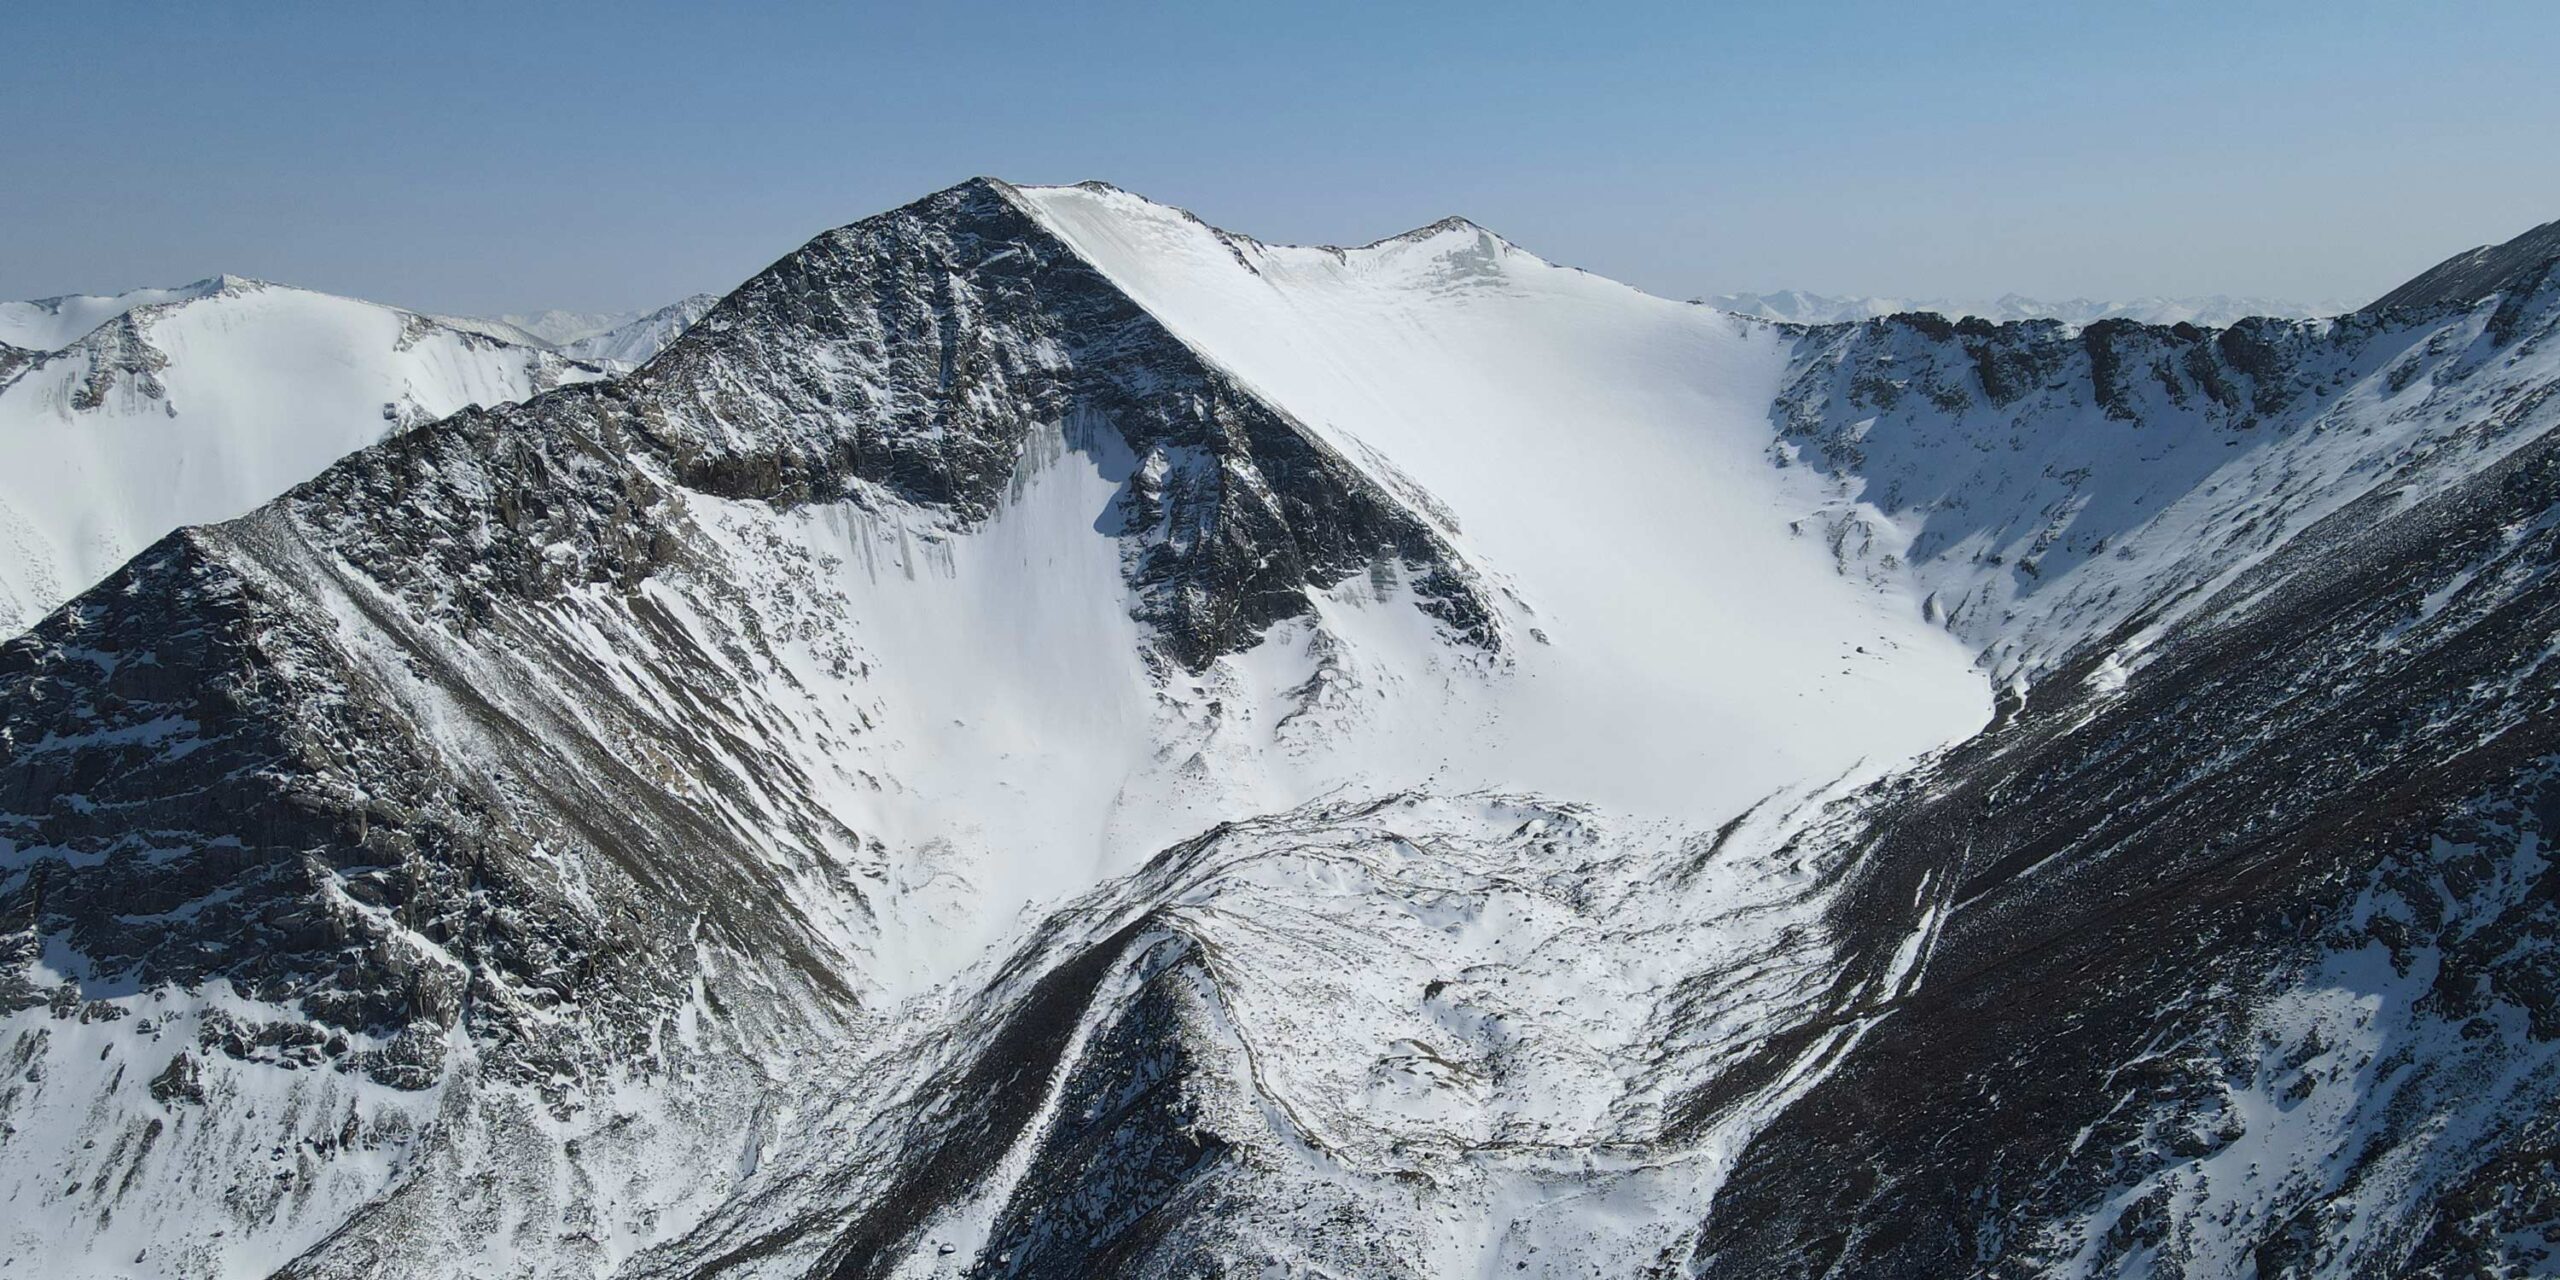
[{"left": 4, "top": 180, "right": 2560, "bottom": 1279}]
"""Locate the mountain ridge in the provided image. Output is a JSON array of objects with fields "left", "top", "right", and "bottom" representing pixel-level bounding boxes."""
[
  {"left": 0, "top": 276, "right": 608, "bottom": 636},
  {"left": 1703, "top": 288, "right": 2351, "bottom": 329},
  {"left": 3, "top": 180, "right": 2559, "bottom": 1277}
]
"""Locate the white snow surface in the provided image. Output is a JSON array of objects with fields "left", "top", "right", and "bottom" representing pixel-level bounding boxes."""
[
  {"left": 1783, "top": 295, "right": 2560, "bottom": 688},
  {"left": 497, "top": 306, "right": 657, "bottom": 347},
  {"left": 1016, "top": 183, "right": 1993, "bottom": 829},
  {"left": 0, "top": 277, "right": 604, "bottom": 635}
]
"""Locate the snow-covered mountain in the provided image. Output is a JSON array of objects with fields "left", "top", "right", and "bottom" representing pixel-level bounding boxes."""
[
  {"left": 3, "top": 184, "right": 2558, "bottom": 1278},
  {"left": 0, "top": 276, "right": 607, "bottom": 636},
  {"left": 557, "top": 294, "right": 719, "bottom": 366},
  {"left": 490, "top": 296, "right": 722, "bottom": 367},
  {"left": 498, "top": 306, "right": 648, "bottom": 347},
  {"left": 1706, "top": 287, "right": 2347, "bottom": 328}
]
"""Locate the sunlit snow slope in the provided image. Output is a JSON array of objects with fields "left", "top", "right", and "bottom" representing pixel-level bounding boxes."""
[
  {"left": 0, "top": 277, "right": 603, "bottom": 634},
  {"left": 1021, "top": 183, "right": 1991, "bottom": 818}
]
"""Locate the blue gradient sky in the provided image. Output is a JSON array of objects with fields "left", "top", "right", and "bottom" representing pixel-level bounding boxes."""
[{"left": 8, "top": 2, "right": 2558, "bottom": 316}]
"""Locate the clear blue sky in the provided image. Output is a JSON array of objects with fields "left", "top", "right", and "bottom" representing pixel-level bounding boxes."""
[{"left": 8, "top": 2, "right": 2558, "bottom": 316}]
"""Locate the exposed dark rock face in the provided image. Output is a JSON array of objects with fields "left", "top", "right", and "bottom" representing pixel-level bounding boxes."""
[
  {"left": 1694, "top": 247, "right": 2560, "bottom": 1276},
  {"left": 813, "top": 924, "right": 1233, "bottom": 1280},
  {"left": 2368, "top": 215, "right": 2560, "bottom": 316},
  {"left": 1765, "top": 248, "right": 2560, "bottom": 688},
  {"left": 62, "top": 313, "right": 173, "bottom": 412},
  {"left": 1, "top": 174, "right": 1499, "bottom": 1043},
  {"left": 1793, "top": 310, "right": 2335, "bottom": 432},
  {"left": 625, "top": 794, "right": 1732, "bottom": 1280}
]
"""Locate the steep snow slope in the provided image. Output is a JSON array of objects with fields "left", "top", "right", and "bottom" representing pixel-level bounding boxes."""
[
  {"left": 1695, "top": 249, "right": 2560, "bottom": 1275},
  {"left": 1706, "top": 289, "right": 2346, "bottom": 328},
  {"left": 635, "top": 199, "right": 2560, "bottom": 1279},
  {"left": 1022, "top": 183, "right": 1990, "bottom": 820},
  {"left": 0, "top": 277, "right": 604, "bottom": 635}
]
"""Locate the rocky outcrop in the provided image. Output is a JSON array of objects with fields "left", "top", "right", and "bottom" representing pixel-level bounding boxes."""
[{"left": 1696, "top": 235, "right": 2560, "bottom": 1277}]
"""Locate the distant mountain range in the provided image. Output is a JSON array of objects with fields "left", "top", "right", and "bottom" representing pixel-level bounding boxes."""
[
  {"left": 486, "top": 295, "right": 723, "bottom": 364},
  {"left": 1703, "top": 288, "right": 2350, "bottom": 328}
]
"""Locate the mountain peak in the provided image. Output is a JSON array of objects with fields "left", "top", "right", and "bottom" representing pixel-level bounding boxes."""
[
  {"left": 1360, "top": 213, "right": 1515, "bottom": 254},
  {"left": 1003, "top": 180, "right": 1529, "bottom": 270}
]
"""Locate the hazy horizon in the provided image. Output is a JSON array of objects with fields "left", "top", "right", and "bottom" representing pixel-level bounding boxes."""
[{"left": 9, "top": 2, "right": 2557, "bottom": 317}]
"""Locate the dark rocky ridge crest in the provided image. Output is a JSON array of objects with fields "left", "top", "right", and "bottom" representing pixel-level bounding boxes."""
[
  {"left": 0, "top": 176, "right": 1509, "bottom": 1274},
  {"left": 1694, "top": 407, "right": 2560, "bottom": 1276},
  {"left": 623, "top": 176, "right": 1496, "bottom": 667},
  {"left": 2367, "top": 214, "right": 2560, "bottom": 317}
]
